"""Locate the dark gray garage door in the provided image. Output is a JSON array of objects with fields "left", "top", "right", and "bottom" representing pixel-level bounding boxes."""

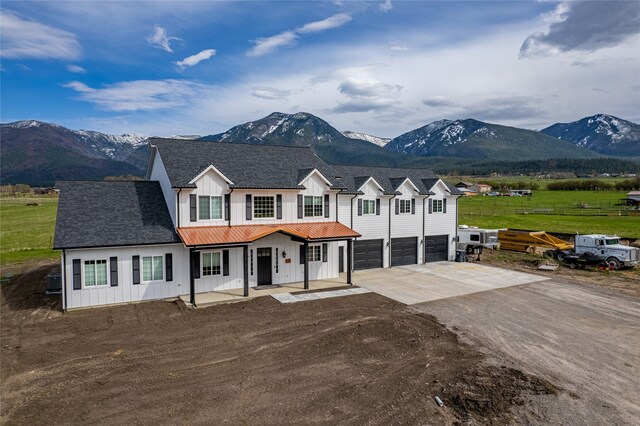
[
  {"left": 424, "top": 235, "right": 449, "bottom": 262},
  {"left": 391, "top": 237, "right": 418, "bottom": 267},
  {"left": 354, "top": 239, "right": 384, "bottom": 270}
]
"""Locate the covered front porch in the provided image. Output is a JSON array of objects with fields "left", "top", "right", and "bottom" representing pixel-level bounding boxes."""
[
  {"left": 179, "top": 274, "right": 350, "bottom": 307},
  {"left": 177, "top": 222, "right": 360, "bottom": 307}
]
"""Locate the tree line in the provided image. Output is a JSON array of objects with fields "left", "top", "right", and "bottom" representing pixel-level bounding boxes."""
[{"left": 547, "top": 177, "right": 640, "bottom": 191}]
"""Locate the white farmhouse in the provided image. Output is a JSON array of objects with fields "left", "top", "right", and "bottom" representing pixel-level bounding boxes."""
[{"left": 54, "top": 139, "right": 462, "bottom": 310}]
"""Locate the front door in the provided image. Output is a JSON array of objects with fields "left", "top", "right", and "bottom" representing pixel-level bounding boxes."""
[
  {"left": 257, "top": 248, "right": 272, "bottom": 285},
  {"left": 339, "top": 246, "right": 344, "bottom": 273}
]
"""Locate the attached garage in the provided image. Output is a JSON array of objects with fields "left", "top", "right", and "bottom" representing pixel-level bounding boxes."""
[
  {"left": 354, "top": 239, "right": 384, "bottom": 270},
  {"left": 424, "top": 235, "right": 449, "bottom": 262},
  {"left": 391, "top": 237, "right": 418, "bottom": 266}
]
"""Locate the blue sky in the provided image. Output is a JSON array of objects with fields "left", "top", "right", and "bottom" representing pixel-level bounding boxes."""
[{"left": 1, "top": 1, "right": 639, "bottom": 137}]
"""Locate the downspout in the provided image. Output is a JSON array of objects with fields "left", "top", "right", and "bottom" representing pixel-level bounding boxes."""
[
  {"left": 228, "top": 188, "right": 234, "bottom": 227},
  {"left": 335, "top": 192, "right": 339, "bottom": 222},
  {"left": 388, "top": 194, "right": 397, "bottom": 267},
  {"left": 176, "top": 189, "right": 182, "bottom": 228},
  {"left": 422, "top": 196, "right": 427, "bottom": 264},
  {"left": 62, "top": 249, "right": 67, "bottom": 312},
  {"left": 349, "top": 194, "right": 358, "bottom": 229}
]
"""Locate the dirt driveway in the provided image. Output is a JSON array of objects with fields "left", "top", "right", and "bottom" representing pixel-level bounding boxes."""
[
  {"left": 413, "top": 278, "right": 640, "bottom": 425},
  {"left": 1, "top": 263, "right": 555, "bottom": 425}
]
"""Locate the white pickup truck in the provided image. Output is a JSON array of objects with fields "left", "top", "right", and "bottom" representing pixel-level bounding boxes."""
[{"left": 574, "top": 235, "right": 639, "bottom": 269}]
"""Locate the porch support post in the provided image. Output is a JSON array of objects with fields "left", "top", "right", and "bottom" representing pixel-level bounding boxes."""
[
  {"left": 347, "top": 238, "right": 353, "bottom": 285},
  {"left": 243, "top": 245, "right": 249, "bottom": 297},
  {"left": 304, "top": 241, "right": 309, "bottom": 290},
  {"left": 189, "top": 248, "right": 196, "bottom": 306}
]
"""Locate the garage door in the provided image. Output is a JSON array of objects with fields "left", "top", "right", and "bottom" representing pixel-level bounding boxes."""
[
  {"left": 354, "top": 239, "right": 384, "bottom": 270},
  {"left": 424, "top": 235, "right": 448, "bottom": 262},
  {"left": 391, "top": 237, "right": 418, "bottom": 266}
]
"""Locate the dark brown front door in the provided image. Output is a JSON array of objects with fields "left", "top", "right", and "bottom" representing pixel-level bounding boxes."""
[{"left": 257, "top": 248, "right": 272, "bottom": 285}]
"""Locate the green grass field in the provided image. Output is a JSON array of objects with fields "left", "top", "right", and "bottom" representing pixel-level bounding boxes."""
[
  {"left": 0, "top": 197, "right": 59, "bottom": 265},
  {"left": 459, "top": 190, "right": 640, "bottom": 238},
  {"left": 449, "top": 176, "right": 629, "bottom": 190}
]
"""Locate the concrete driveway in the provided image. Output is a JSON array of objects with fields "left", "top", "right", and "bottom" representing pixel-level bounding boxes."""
[{"left": 353, "top": 261, "right": 548, "bottom": 304}]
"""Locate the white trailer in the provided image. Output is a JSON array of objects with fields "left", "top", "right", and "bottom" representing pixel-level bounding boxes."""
[{"left": 457, "top": 226, "right": 500, "bottom": 254}]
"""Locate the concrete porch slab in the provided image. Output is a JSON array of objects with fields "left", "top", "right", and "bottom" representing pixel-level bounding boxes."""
[{"left": 272, "top": 287, "right": 370, "bottom": 304}]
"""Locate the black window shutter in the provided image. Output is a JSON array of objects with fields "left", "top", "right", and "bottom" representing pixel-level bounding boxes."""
[
  {"left": 443, "top": 198, "right": 447, "bottom": 213},
  {"left": 324, "top": 194, "right": 329, "bottom": 218},
  {"left": 297, "top": 194, "right": 303, "bottom": 219},
  {"left": 223, "top": 250, "right": 229, "bottom": 276},
  {"left": 357, "top": 199, "right": 362, "bottom": 216},
  {"left": 276, "top": 194, "right": 282, "bottom": 219},
  {"left": 246, "top": 194, "right": 252, "bottom": 220},
  {"left": 395, "top": 198, "right": 400, "bottom": 215},
  {"left": 224, "top": 194, "right": 230, "bottom": 221},
  {"left": 72, "top": 259, "right": 81, "bottom": 290},
  {"left": 411, "top": 198, "right": 416, "bottom": 214},
  {"left": 299, "top": 245, "right": 305, "bottom": 264},
  {"left": 165, "top": 253, "right": 173, "bottom": 282},
  {"left": 192, "top": 252, "right": 200, "bottom": 279},
  {"left": 132, "top": 255, "right": 140, "bottom": 285},
  {"left": 110, "top": 257, "right": 118, "bottom": 287},
  {"left": 376, "top": 198, "right": 380, "bottom": 215},
  {"left": 190, "top": 194, "right": 197, "bottom": 222},
  {"left": 322, "top": 243, "right": 328, "bottom": 262},
  {"left": 428, "top": 198, "right": 433, "bottom": 214}
]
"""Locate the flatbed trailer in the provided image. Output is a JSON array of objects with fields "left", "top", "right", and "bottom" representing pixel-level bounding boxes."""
[{"left": 498, "top": 229, "right": 573, "bottom": 254}]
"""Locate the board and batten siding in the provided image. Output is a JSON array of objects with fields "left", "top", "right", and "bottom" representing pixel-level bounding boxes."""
[
  {"left": 178, "top": 170, "right": 337, "bottom": 227},
  {"left": 424, "top": 181, "right": 458, "bottom": 261},
  {"left": 149, "top": 150, "right": 177, "bottom": 226},
  {"left": 62, "top": 244, "right": 188, "bottom": 310}
]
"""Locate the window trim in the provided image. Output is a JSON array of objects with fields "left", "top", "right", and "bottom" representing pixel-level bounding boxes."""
[
  {"left": 83, "top": 259, "right": 108, "bottom": 288},
  {"left": 202, "top": 251, "right": 222, "bottom": 276},
  {"left": 433, "top": 199, "right": 444, "bottom": 213},
  {"left": 142, "top": 255, "right": 164, "bottom": 283},
  {"left": 198, "top": 195, "right": 223, "bottom": 220},
  {"left": 304, "top": 195, "right": 324, "bottom": 217},
  {"left": 308, "top": 245, "right": 322, "bottom": 262},
  {"left": 399, "top": 199, "right": 412, "bottom": 214},
  {"left": 253, "top": 195, "right": 275, "bottom": 219}
]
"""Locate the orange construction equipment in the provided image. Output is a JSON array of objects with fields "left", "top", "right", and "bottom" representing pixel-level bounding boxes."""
[{"left": 498, "top": 229, "right": 573, "bottom": 253}]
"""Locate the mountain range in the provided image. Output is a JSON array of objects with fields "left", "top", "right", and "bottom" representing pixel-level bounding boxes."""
[{"left": 1, "top": 113, "right": 638, "bottom": 186}]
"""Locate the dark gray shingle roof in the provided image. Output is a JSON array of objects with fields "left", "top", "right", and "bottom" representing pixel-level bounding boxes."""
[
  {"left": 151, "top": 139, "right": 343, "bottom": 189},
  {"left": 332, "top": 165, "right": 462, "bottom": 196},
  {"left": 53, "top": 181, "right": 180, "bottom": 249}
]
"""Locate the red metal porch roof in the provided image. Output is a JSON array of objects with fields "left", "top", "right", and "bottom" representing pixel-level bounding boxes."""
[{"left": 177, "top": 222, "right": 360, "bottom": 247}]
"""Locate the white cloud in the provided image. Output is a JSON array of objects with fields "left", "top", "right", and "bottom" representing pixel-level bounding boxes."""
[
  {"left": 333, "top": 76, "right": 402, "bottom": 113},
  {"left": 175, "top": 49, "right": 216, "bottom": 69},
  {"left": 0, "top": 9, "right": 81, "bottom": 60},
  {"left": 380, "top": 0, "right": 393, "bottom": 13},
  {"left": 390, "top": 45, "right": 409, "bottom": 52},
  {"left": 63, "top": 79, "right": 209, "bottom": 111},
  {"left": 146, "top": 24, "right": 180, "bottom": 53},
  {"left": 248, "top": 31, "right": 298, "bottom": 57},
  {"left": 251, "top": 86, "right": 292, "bottom": 101},
  {"left": 66, "top": 64, "right": 86, "bottom": 74},
  {"left": 248, "top": 14, "right": 352, "bottom": 56},
  {"left": 422, "top": 96, "right": 456, "bottom": 108},
  {"left": 296, "top": 13, "right": 352, "bottom": 34}
]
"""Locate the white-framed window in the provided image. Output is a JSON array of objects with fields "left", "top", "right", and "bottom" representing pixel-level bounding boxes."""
[
  {"left": 254, "top": 196, "right": 275, "bottom": 218},
  {"left": 199, "top": 196, "right": 222, "bottom": 220},
  {"left": 362, "top": 199, "right": 376, "bottom": 215},
  {"left": 202, "top": 252, "right": 221, "bottom": 276},
  {"left": 304, "top": 195, "right": 323, "bottom": 217},
  {"left": 308, "top": 245, "right": 321, "bottom": 262},
  {"left": 399, "top": 199, "right": 412, "bottom": 214},
  {"left": 142, "top": 256, "right": 163, "bottom": 282},
  {"left": 84, "top": 259, "right": 108, "bottom": 287},
  {"left": 433, "top": 199, "right": 443, "bottom": 213}
]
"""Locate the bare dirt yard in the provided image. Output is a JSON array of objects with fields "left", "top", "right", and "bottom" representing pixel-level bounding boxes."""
[{"left": 1, "top": 262, "right": 556, "bottom": 425}]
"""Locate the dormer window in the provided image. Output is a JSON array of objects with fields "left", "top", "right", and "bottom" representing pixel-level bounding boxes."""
[
  {"left": 399, "top": 199, "right": 412, "bottom": 214},
  {"left": 199, "top": 196, "right": 223, "bottom": 220},
  {"left": 304, "top": 196, "right": 323, "bottom": 217}
]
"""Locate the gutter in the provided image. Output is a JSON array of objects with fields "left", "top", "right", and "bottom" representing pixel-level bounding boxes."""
[{"left": 388, "top": 193, "right": 397, "bottom": 267}]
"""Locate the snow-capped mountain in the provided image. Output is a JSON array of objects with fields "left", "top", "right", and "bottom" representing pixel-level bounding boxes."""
[
  {"left": 341, "top": 131, "right": 391, "bottom": 147},
  {"left": 541, "top": 114, "right": 640, "bottom": 157},
  {"left": 385, "top": 118, "right": 599, "bottom": 160},
  {"left": 1, "top": 120, "right": 148, "bottom": 186}
]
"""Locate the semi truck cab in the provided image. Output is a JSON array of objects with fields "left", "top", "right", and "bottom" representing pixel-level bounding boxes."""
[{"left": 574, "top": 235, "right": 639, "bottom": 269}]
